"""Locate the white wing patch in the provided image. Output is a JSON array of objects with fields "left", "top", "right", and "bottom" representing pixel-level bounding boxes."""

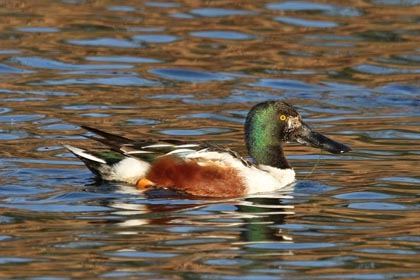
[
  {"left": 166, "top": 148, "right": 197, "bottom": 156},
  {"left": 125, "top": 150, "right": 154, "bottom": 154},
  {"left": 142, "top": 144, "right": 174, "bottom": 148}
]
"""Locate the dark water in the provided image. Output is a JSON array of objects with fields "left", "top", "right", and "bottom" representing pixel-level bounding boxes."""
[{"left": 1, "top": 0, "right": 419, "bottom": 279}]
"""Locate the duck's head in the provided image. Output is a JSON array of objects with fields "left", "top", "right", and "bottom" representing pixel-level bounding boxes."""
[{"left": 245, "top": 101, "right": 351, "bottom": 169}]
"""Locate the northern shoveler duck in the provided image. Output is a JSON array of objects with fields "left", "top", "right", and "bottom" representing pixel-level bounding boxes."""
[{"left": 65, "top": 101, "right": 351, "bottom": 197}]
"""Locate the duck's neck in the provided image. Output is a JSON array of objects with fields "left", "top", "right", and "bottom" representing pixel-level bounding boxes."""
[
  {"left": 248, "top": 143, "right": 291, "bottom": 169},
  {"left": 245, "top": 122, "right": 291, "bottom": 169}
]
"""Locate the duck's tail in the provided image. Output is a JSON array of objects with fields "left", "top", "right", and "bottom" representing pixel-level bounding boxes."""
[{"left": 65, "top": 144, "right": 149, "bottom": 184}]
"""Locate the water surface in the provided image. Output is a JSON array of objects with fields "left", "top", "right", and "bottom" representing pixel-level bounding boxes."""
[{"left": 0, "top": 0, "right": 419, "bottom": 279}]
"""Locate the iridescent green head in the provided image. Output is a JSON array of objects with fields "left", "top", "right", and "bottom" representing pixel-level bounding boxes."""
[{"left": 244, "top": 101, "right": 351, "bottom": 169}]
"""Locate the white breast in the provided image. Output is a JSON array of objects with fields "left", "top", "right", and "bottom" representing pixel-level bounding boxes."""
[{"left": 244, "top": 165, "right": 295, "bottom": 194}]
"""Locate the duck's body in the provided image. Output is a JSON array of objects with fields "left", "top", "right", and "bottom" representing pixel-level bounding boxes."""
[
  {"left": 66, "top": 141, "right": 295, "bottom": 197},
  {"left": 66, "top": 101, "right": 351, "bottom": 197}
]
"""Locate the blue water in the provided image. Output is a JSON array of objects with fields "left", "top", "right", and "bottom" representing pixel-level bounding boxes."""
[{"left": 0, "top": 0, "right": 419, "bottom": 279}]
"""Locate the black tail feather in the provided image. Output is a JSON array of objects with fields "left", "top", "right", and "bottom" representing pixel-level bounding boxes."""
[
  {"left": 81, "top": 125, "right": 133, "bottom": 143},
  {"left": 81, "top": 125, "right": 135, "bottom": 152}
]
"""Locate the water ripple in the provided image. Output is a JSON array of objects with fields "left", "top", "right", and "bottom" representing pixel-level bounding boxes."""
[
  {"left": 0, "top": 203, "right": 111, "bottom": 212},
  {"left": 66, "top": 38, "right": 142, "bottom": 48},
  {"left": 39, "top": 123, "right": 80, "bottom": 131},
  {"left": 0, "top": 185, "right": 51, "bottom": 197},
  {"left": 352, "top": 64, "right": 420, "bottom": 75},
  {"left": 11, "top": 56, "right": 131, "bottom": 70},
  {"left": 86, "top": 56, "right": 162, "bottom": 64},
  {"left": 0, "top": 114, "right": 44, "bottom": 123},
  {"left": 274, "top": 16, "right": 339, "bottom": 28},
  {"left": 266, "top": 2, "right": 361, "bottom": 16},
  {"left": 182, "top": 89, "right": 281, "bottom": 105},
  {"left": 37, "top": 76, "right": 161, "bottom": 86},
  {"left": 190, "top": 8, "right": 257, "bottom": 17},
  {"left": 179, "top": 113, "right": 243, "bottom": 123},
  {"left": 0, "top": 63, "right": 34, "bottom": 74},
  {"left": 369, "top": 0, "right": 420, "bottom": 5},
  {"left": 124, "top": 118, "right": 161, "bottom": 126},
  {"left": 15, "top": 26, "right": 60, "bottom": 33},
  {"left": 0, "top": 107, "right": 12, "bottom": 114},
  {"left": 348, "top": 202, "right": 407, "bottom": 210},
  {"left": 149, "top": 68, "right": 233, "bottom": 83},
  {"left": 0, "top": 88, "right": 77, "bottom": 96},
  {"left": 250, "top": 78, "right": 326, "bottom": 91},
  {"left": 157, "top": 127, "right": 233, "bottom": 136},
  {"left": 144, "top": 2, "right": 181, "bottom": 8},
  {"left": 190, "top": 30, "right": 256, "bottom": 40},
  {"left": 0, "top": 257, "right": 41, "bottom": 265},
  {"left": 107, "top": 249, "right": 178, "bottom": 258},
  {"left": 106, "top": 5, "right": 136, "bottom": 12},
  {"left": 132, "top": 34, "right": 180, "bottom": 43}
]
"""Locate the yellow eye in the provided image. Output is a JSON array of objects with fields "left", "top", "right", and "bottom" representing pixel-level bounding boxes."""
[{"left": 279, "top": 115, "right": 287, "bottom": 121}]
